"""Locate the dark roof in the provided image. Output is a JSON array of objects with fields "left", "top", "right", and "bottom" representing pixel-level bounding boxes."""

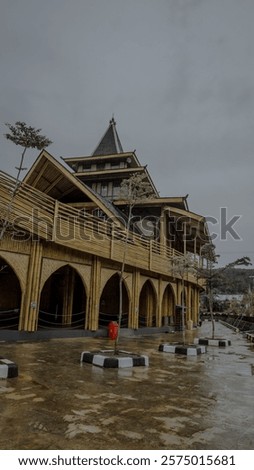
[
  {"left": 92, "top": 118, "right": 124, "bottom": 156},
  {"left": 86, "top": 184, "right": 142, "bottom": 234},
  {"left": 85, "top": 182, "right": 127, "bottom": 222}
]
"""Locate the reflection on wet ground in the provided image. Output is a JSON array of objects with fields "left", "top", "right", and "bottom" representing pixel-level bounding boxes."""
[{"left": 0, "top": 322, "right": 254, "bottom": 450}]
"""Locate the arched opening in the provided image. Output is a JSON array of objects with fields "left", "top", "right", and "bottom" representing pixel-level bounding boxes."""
[
  {"left": 161, "top": 284, "right": 175, "bottom": 326},
  {"left": 99, "top": 273, "right": 129, "bottom": 329},
  {"left": 175, "top": 286, "right": 187, "bottom": 330},
  {"left": 0, "top": 257, "right": 21, "bottom": 329},
  {"left": 139, "top": 280, "right": 156, "bottom": 327},
  {"left": 38, "top": 265, "right": 86, "bottom": 329}
]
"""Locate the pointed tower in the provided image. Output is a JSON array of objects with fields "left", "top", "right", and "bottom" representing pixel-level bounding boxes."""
[
  {"left": 92, "top": 117, "right": 124, "bottom": 156},
  {"left": 63, "top": 118, "right": 158, "bottom": 200}
]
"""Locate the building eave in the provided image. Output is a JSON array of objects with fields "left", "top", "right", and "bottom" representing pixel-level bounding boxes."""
[
  {"left": 22, "top": 150, "right": 126, "bottom": 226},
  {"left": 74, "top": 166, "right": 147, "bottom": 178},
  {"left": 114, "top": 196, "right": 188, "bottom": 210},
  {"left": 62, "top": 152, "right": 142, "bottom": 170}
]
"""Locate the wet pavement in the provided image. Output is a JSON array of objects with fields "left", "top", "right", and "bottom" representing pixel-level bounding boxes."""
[{"left": 0, "top": 322, "right": 254, "bottom": 450}]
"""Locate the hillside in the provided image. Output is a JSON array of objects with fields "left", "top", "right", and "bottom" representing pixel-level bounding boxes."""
[{"left": 213, "top": 268, "right": 254, "bottom": 294}]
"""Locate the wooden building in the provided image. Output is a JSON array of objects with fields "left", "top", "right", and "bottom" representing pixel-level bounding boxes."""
[{"left": 0, "top": 119, "right": 210, "bottom": 334}]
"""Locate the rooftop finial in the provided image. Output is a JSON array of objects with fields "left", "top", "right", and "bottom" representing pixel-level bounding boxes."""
[
  {"left": 91, "top": 116, "right": 123, "bottom": 155},
  {"left": 110, "top": 114, "right": 116, "bottom": 126}
]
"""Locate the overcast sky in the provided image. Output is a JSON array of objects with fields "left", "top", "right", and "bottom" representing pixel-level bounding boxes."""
[{"left": 0, "top": 0, "right": 254, "bottom": 267}]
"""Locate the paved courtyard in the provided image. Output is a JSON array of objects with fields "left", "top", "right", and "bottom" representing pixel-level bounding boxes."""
[{"left": 0, "top": 322, "right": 254, "bottom": 450}]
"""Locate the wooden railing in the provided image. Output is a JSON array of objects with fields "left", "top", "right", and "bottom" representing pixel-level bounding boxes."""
[{"left": 0, "top": 171, "right": 199, "bottom": 281}]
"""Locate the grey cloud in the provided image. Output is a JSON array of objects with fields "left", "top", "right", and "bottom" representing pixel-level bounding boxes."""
[{"left": 0, "top": 0, "right": 254, "bottom": 265}]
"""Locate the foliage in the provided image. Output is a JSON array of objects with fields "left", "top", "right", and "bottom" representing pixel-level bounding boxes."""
[
  {"left": 172, "top": 252, "right": 197, "bottom": 279},
  {"left": 120, "top": 172, "right": 154, "bottom": 207},
  {"left": 197, "top": 248, "right": 251, "bottom": 288},
  {"left": 0, "top": 121, "right": 52, "bottom": 240},
  {"left": 213, "top": 268, "right": 254, "bottom": 294},
  {"left": 5, "top": 121, "right": 52, "bottom": 150},
  {"left": 197, "top": 245, "right": 251, "bottom": 338},
  {"left": 4, "top": 121, "right": 52, "bottom": 188}
]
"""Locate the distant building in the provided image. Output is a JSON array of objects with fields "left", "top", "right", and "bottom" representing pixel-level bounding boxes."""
[
  {"left": 214, "top": 294, "right": 244, "bottom": 312},
  {"left": 0, "top": 119, "right": 211, "bottom": 334},
  {"left": 215, "top": 294, "right": 244, "bottom": 303}
]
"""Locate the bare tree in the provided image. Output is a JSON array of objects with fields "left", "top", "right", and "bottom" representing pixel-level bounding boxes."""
[
  {"left": 0, "top": 121, "right": 52, "bottom": 239},
  {"left": 114, "top": 173, "right": 154, "bottom": 352},
  {"left": 171, "top": 243, "right": 251, "bottom": 341},
  {"left": 198, "top": 243, "right": 251, "bottom": 338}
]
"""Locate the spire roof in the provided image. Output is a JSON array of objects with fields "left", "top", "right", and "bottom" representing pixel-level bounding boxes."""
[{"left": 91, "top": 117, "right": 124, "bottom": 156}]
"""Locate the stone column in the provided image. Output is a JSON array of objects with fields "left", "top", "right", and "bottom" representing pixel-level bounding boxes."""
[
  {"left": 87, "top": 256, "right": 101, "bottom": 330},
  {"left": 194, "top": 287, "right": 200, "bottom": 325},
  {"left": 130, "top": 269, "right": 140, "bottom": 329},
  {"left": 22, "top": 241, "right": 43, "bottom": 331},
  {"left": 157, "top": 276, "right": 162, "bottom": 327},
  {"left": 187, "top": 284, "right": 192, "bottom": 322}
]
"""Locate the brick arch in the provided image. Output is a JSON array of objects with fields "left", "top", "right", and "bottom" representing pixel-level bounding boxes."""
[
  {"left": 38, "top": 263, "right": 87, "bottom": 329},
  {"left": 0, "top": 251, "right": 29, "bottom": 293},
  {"left": 139, "top": 276, "right": 158, "bottom": 297},
  {"left": 40, "top": 260, "right": 89, "bottom": 295},
  {"left": 0, "top": 254, "right": 23, "bottom": 329},
  {"left": 138, "top": 279, "right": 157, "bottom": 327},
  {"left": 99, "top": 272, "right": 130, "bottom": 328},
  {"left": 100, "top": 268, "right": 131, "bottom": 301},
  {"left": 161, "top": 283, "right": 175, "bottom": 326}
]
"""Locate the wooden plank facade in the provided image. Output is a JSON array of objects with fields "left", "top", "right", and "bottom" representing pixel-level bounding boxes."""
[{"left": 0, "top": 120, "right": 210, "bottom": 333}]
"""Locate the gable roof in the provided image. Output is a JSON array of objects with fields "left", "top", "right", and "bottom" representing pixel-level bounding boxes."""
[
  {"left": 22, "top": 150, "right": 126, "bottom": 225},
  {"left": 91, "top": 117, "right": 124, "bottom": 156}
]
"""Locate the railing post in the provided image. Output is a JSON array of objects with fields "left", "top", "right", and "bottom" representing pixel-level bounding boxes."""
[
  {"left": 110, "top": 226, "right": 114, "bottom": 259},
  {"left": 149, "top": 239, "right": 153, "bottom": 270},
  {"left": 52, "top": 200, "right": 59, "bottom": 242}
]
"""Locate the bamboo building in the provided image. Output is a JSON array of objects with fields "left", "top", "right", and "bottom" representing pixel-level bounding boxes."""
[{"left": 0, "top": 119, "right": 211, "bottom": 335}]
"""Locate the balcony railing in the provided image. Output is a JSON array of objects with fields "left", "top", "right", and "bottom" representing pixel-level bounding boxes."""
[{"left": 0, "top": 171, "right": 202, "bottom": 283}]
